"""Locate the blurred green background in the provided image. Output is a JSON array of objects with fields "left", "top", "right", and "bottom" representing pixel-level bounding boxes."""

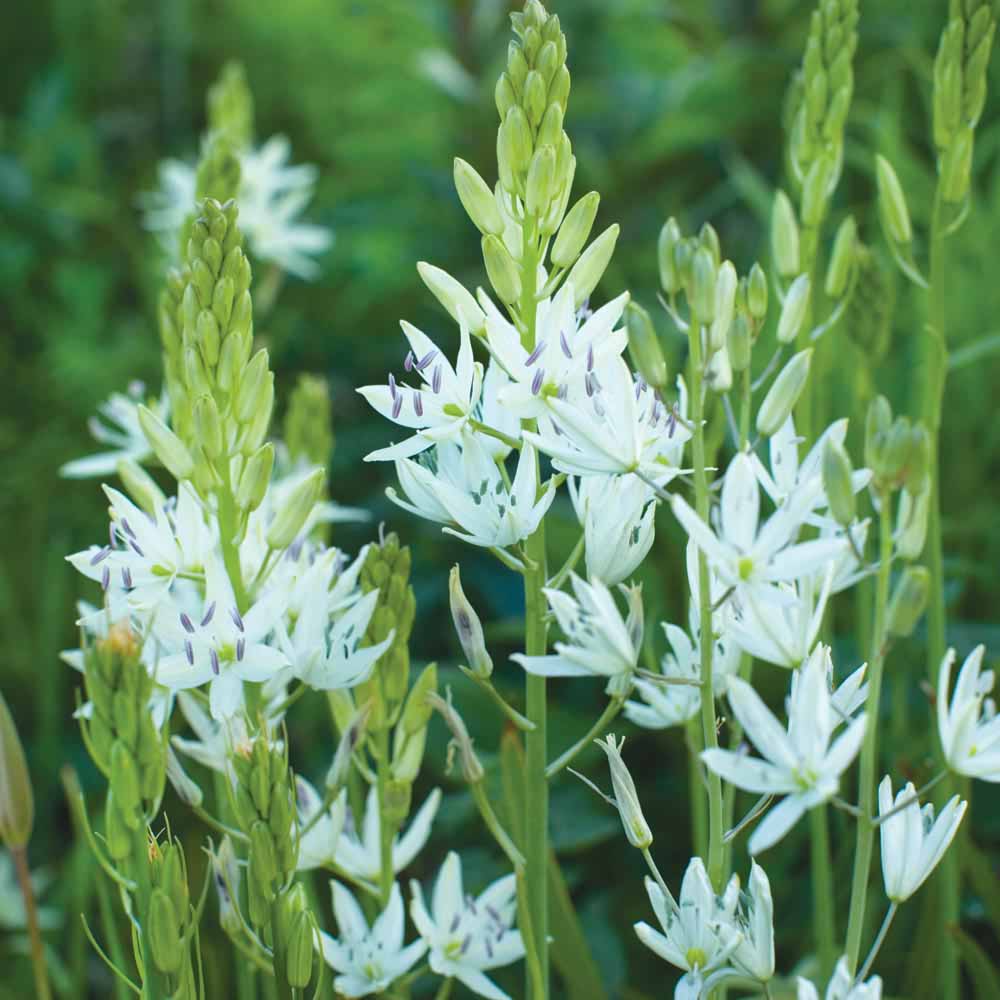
[{"left": 3, "top": 0, "right": 1000, "bottom": 996}]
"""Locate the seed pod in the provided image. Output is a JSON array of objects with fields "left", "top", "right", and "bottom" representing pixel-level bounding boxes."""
[
  {"left": 757, "top": 349, "right": 813, "bottom": 437},
  {"left": 110, "top": 741, "right": 142, "bottom": 828},
  {"left": 287, "top": 912, "right": 315, "bottom": 988}
]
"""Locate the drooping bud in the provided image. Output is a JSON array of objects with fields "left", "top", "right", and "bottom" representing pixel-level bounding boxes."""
[
  {"left": 771, "top": 190, "right": 801, "bottom": 278},
  {"left": 595, "top": 734, "right": 652, "bottom": 850},
  {"left": 757, "top": 349, "right": 813, "bottom": 437},
  {"left": 453, "top": 158, "right": 504, "bottom": 236},
  {"left": 875, "top": 155, "right": 912, "bottom": 243},
  {"left": 0, "top": 691, "right": 34, "bottom": 849},
  {"left": 887, "top": 566, "right": 931, "bottom": 638},
  {"left": 823, "top": 437, "right": 856, "bottom": 526},
  {"left": 625, "top": 302, "right": 669, "bottom": 391}
]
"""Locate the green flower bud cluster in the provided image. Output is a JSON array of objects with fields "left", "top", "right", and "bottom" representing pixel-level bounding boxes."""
[
  {"left": 784, "top": 0, "right": 858, "bottom": 220},
  {"left": 495, "top": 1, "right": 573, "bottom": 238},
  {"left": 284, "top": 374, "right": 334, "bottom": 469},
  {"left": 207, "top": 61, "right": 255, "bottom": 152},
  {"left": 354, "top": 533, "right": 417, "bottom": 729},
  {"left": 146, "top": 834, "right": 199, "bottom": 997},
  {"left": 864, "top": 396, "right": 931, "bottom": 496},
  {"left": 841, "top": 244, "right": 894, "bottom": 362},
  {"left": 229, "top": 733, "right": 298, "bottom": 928},
  {"left": 934, "top": 1, "right": 995, "bottom": 203},
  {"left": 81, "top": 624, "right": 165, "bottom": 864},
  {"left": 273, "top": 883, "right": 318, "bottom": 990}
]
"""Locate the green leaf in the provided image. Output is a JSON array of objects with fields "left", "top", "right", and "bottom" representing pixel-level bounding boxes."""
[
  {"left": 952, "top": 926, "right": 1000, "bottom": 999},
  {"left": 949, "top": 331, "right": 1000, "bottom": 370}
]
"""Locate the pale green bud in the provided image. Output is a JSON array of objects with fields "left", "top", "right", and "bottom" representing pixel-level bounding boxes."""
[
  {"left": 417, "top": 262, "right": 486, "bottom": 334},
  {"left": 536, "top": 39, "right": 559, "bottom": 85},
  {"left": 596, "top": 735, "right": 652, "bottom": 850},
  {"left": 453, "top": 158, "right": 504, "bottom": 236},
  {"left": 217, "top": 324, "right": 251, "bottom": 393},
  {"left": 965, "top": 26, "right": 995, "bottom": 124},
  {"left": 236, "top": 443, "right": 275, "bottom": 513},
  {"left": 941, "top": 127, "right": 974, "bottom": 204},
  {"left": 757, "top": 349, "right": 813, "bottom": 437},
  {"left": 801, "top": 154, "right": 834, "bottom": 227},
  {"left": 523, "top": 70, "right": 548, "bottom": 126},
  {"left": 536, "top": 101, "right": 564, "bottom": 151},
  {"left": 116, "top": 458, "right": 166, "bottom": 516},
  {"left": 626, "top": 302, "right": 668, "bottom": 390},
  {"left": 548, "top": 64, "right": 571, "bottom": 113},
  {"left": 482, "top": 236, "right": 521, "bottom": 306},
  {"left": 449, "top": 566, "right": 493, "bottom": 679},
  {"left": 728, "top": 314, "right": 752, "bottom": 372},
  {"left": 110, "top": 741, "right": 141, "bottom": 828},
  {"left": 657, "top": 217, "right": 683, "bottom": 295},
  {"left": 193, "top": 394, "right": 223, "bottom": 460},
  {"left": 825, "top": 215, "right": 857, "bottom": 298},
  {"left": 552, "top": 191, "right": 599, "bottom": 268},
  {"left": 822, "top": 437, "right": 856, "bottom": 526},
  {"left": 705, "top": 343, "right": 733, "bottom": 393},
  {"left": 875, "top": 155, "right": 912, "bottom": 243},
  {"left": 266, "top": 468, "right": 323, "bottom": 549},
  {"left": 506, "top": 42, "right": 528, "bottom": 93},
  {"left": 698, "top": 222, "right": 721, "bottom": 270},
  {"left": 895, "top": 487, "right": 930, "bottom": 560},
  {"left": 392, "top": 724, "right": 426, "bottom": 785},
  {"left": 498, "top": 106, "right": 533, "bottom": 182},
  {"left": 823, "top": 86, "right": 851, "bottom": 141},
  {"left": 776, "top": 274, "right": 811, "bottom": 345},
  {"left": 138, "top": 405, "right": 195, "bottom": 481},
  {"left": 565, "top": 224, "right": 619, "bottom": 309},
  {"left": 495, "top": 74, "right": 516, "bottom": 119},
  {"left": 690, "top": 248, "right": 717, "bottom": 322},
  {"left": 881, "top": 417, "right": 914, "bottom": 486},
  {"left": 287, "top": 912, "right": 315, "bottom": 988},
  {"left": 0, "top": 691, "right": 33, "bottom": 849},
  {"left": 709, "top": 260, "right": 737, "bottom": 351},
  {"left": 399, "top": 662, "right": 438, "bottom": 737},
  {"left": 525, "top": 144, "right": 556, "bottom": 217},
  {"left": 771, "top": 190, "right": 800, "bottom": 278},
  {"left": 149, "top": 889, "right": 183, "bottom": 975},
  {"left": 235, "top": 349, "right": 270, "bottom": 424},
  {"left": 747, "top": 262, "right": 768, "bottom": 321},
  {"left": 887, "top": 566, "right": 931, "bottom": 638}
]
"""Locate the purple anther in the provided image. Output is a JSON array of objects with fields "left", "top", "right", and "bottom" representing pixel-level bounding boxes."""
[
  {"left": 525, "top": 339, "right": 546, "bottom": 366},
  {"left": 560, "top": 330, "right": 572, "bottom": 359},
  {"left": 460, "top": 935, "right": 471, "bottom": 955},
  {"left": 200, "top": 602, "right": 216, "bottom": 627},
  {"left": 585, "top": 372, "right": 595, "bottom": 397},
  {"left": 230, "top": 607, "right": 245, "bottom": 632},
  {"left": 486, "top": 904, "right": 501, "bottom": 923},
  {"left": 413, "top": 392, "right": 424, "bottom": 417},
  {"left": 432, "top": 364, "right": 443, "bottom": 394},
  {"left": 593, "top": 397, "right": 606, "bottom": 418},
  {"left": 184, "top": 640, "right": 194, "bottom": 665},
  {"left": 128, "top": 539, "right": 144, "bottom": 557},
  {"left": 404, "top": 350, "right": 416, "bottom": 372},
  {"left": 121, "top": 567, "right": 133, "bottom": 589},
  {"left": 109, "top": 522, "right": 117, "bottom": 548},
  {"left": 236, "top": 638, "right": 245, "bottom": 661},
  {"left": 416, "top": 349, "right": 437, "bottom": 372},
  {"left": 486, "top": 938, "right": 494, "bottom": 960},
  {"left": 557, "top": 383, "right": 568, "bottom": 400},
  {"left": 388, "top": 372, "right": 398, "bottom": 400},
  {"left": 531, "top": 367, "right": 545, "bottom": 395},
  {"left": 392, "top": 393, "right": 403, "bottom": 419},
  {"left": 121, "top": 518, "right": 136, "bottom": 540},
  {"left": 586, "top": 344, "right": 595, "bottom": 372},
  {"left": 210, "top": 648, "right": 220, "bottom": 675},
  {"left": 449, "top": 914, "right": 461, "bottom": 934},
  {"left": 90, "top": 545, "right": 111, "bottom": 566},
  {"left": 180, "top": 613, "right": 195, "bottom": 634},
  {"left": 101, "top": 566, "right": 110, "bottom": 591}
]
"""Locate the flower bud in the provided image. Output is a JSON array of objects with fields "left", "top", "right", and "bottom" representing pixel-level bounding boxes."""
[
  {"left": 235, "top": 349, "right": 271, "bottom": 424},
  {"left": 287, "top": 912, "right": 315, "bottom": 988},
  {"left": 895, "top": 487, "right": 930, "bottom": 560},
  {"left": 801, "top": 154, "right": 835, "bottom": 227},
  {"left": 165, "top": 748, "right": 203, "bottom": 809},
  {"left": 757, "top": 349, "right": 813, "bottom": 437},
  {"left": 625, "top": 302, "right": 668, "bottom": 390},
  {"left": 399, "top": 662, "right": 438, "bottom": 738},
  {"left": 747, "top": 262, "right": 768, "bottom": 322},
  {"left": 771, "top": 190, "right": 800, "bottom": 278},
  {"left": 453, "top": 158, "right": 504, "bottom": 236},
  {"left": 551, "top": 192, "right": 599, "bottom": 268},
  {"left": 104, "top": 790, "right": 132, "bottom": 862},
  {"left": 887, "top": 566, "right": 931, "bottom": 638},
  {"left": 526, "top": 145, "right": 555, "bottom": 219},
  {"left": 482, "top": 235, "right": 522, "bottom": 305},
  {"left": 536, "top": 102, "right": 563, "bottom": 150},
  {"left": 138, "top": 405, "right": 195, "bottom": 481},
  {"left": 709, "top": 260, "right": 737, "bottom": 352},
  {"left": 498, "top": 106, "right": 533, "bottom": 182},
  {"left": 565, "top": 224, "right": 619, "bottom": 309},
  {"left": 823, "top": 437, "right": 856, "bottom": 526},
  {"left": 596, "top": 735, "right": 652, "bottom": 849},
  {"left": 116, "top": 458, "right": 166, "bottom": 517},
  {"left": 825, "top": 215, "right": 857, "bottom": 298},
  {"left": 236, "top": 443, "right": 275, "bottom": 514},
  {"left": 266, "top": 468, "right": 324, "bottom": 549},
  {"left": 698, "top": 222, "right": 720, "bottom": 269},
  {"left": 941, "top": 127, "right": 974, "bottom": 204},
  {"left": 690, "top": 247, "right": 717, "bottom": 322},
  {"left": 193, "top": 394, "right": 223, "bottom": 459},
  {"left": 495, "top": 73, "right": 516, "bottom": 119},
  {"left": 728, "top": 314, "right": 752, "bottom": 372},
  {"left": 523, "top": 70, "right": 548, "bottom": 127},
  {"left": 876, "top": 155, "right": 912, "bottom": 243},
  {"left": 149, "top": 888, "right": 183, "bottom": 975},
  {"left": 705, "top": 343, "right": 733, "bottom": 393},
  {"left": 657, "top": 217, "right": 683, "bottom": 295},
  {"left": 0, "top": 692, "right": 33, "bottom": 849},
  {"left": 426, "top": 690, "right": 484, "bottom": 784},
  {"left": 449, "top": 566, "right": 493, "bottom": 679},
  {"left": 417, "top": 262, "right": 486, "bottom": 335},
  {"left": 776, "top": 274, "right": 811, "bottom": 345}
]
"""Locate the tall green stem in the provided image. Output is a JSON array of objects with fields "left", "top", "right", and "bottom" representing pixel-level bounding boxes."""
[
  {"left": 375, "top": 726, "right": 395, "bottom": 906},
  {"left": 519, "top": 216, "right": 549, "bottom": 999},
  {"left": 809, "top": 805, "right": 836, "bottom": 984},
  {"left": 688, "top": 318, "right": 725, "bottom": 889},
  {"left": 844, "top": 495, "right": 893, "bottom": 972},
  {"left": 12, "top": 846, "right": 52, "bottom": 1000},
  {"left": 795, "top": 225, "right": 821, "bottom": 447}
]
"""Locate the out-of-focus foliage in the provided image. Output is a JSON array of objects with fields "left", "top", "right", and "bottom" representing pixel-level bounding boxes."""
[{"left": 2, "top": 0, "right": 999, "bottom": 996}]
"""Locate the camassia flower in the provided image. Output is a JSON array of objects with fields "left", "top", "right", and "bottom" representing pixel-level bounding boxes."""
[
  {"left": 878, "top": 776, "right": 966, "bottom": 902},
  {"left": 410, "top": 852, "right": 524, "bottom": 1000},
  {"left": 702, "top": 644, "right": 867, "bottom": 854},
  {"left": 797, "top": 956, "right": 883, "bottom": 1000},
  {"left": 513, "top": 574, "right": 643, "bottom": 696},
  {"left": 937, "top": 644, "right": 1000, "bottom": 781},
  {"left": 359, "top": 321, "right": 482, "bottom": 461},
  {"left": 319, "top": 881, "right": 427, "bottom": 997}
]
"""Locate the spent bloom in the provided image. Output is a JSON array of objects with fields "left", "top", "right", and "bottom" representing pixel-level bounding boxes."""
[
  {"left": 730, "top": 861, "right": 774, "bottom": 983},
  {"left": 319, "top": 881, "right": 427, "bottom": 997},
  {"left": 410, "top": 851, "right": 524, "bottom": 1000},
  {"left": 702, "top": 644, "right": 867, "bottom": 853},
  {"left": 878, "top": 776, "right": 966, "bottom": 902},
  {"left": 937, "top": 644, "right": 1000, "bottom": 781},
  {"left": 513, "top": 574, "right": 643, "bottom": 696},
  {"left": 634, "top": 858, "right": 741, "bottom": 1000}
]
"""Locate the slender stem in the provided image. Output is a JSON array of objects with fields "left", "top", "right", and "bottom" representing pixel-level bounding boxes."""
[
  {"left": 686, "top": 718, "right": 708, "bottom": 862},
  {"left": 464, "top": 671, "right": 535, "bottom": 731},
  {"left": 795, "top": 224, "right": 820, "bottom": 447},
  {"left": 722, "top": 654, "right": 752, "bottom": 875},
  {"left": 545, "top": 697, "right": 623, "bottom": 779},
  {"left": 375, "top": 726, "right": 395, "bottom": 907},
  {"left": 471, "top": 784, "right": 525, "bottom": 871},
  {"left": 12, "top": 846, "right": 52, "bottom": 1000},
  {"left": 738, "top": 366, "right": 751, "bottom": 450},
  {"left": 844, "top": 494, "right": 893, "bottom": 972},
  {"left": 641, "top": 848, "right": 676, "bottom": 909},
  {"left": 809, "top": 805, "right": 836, "bottom": 985},
  {"left": 434, "top": 977, "right": 454, "bottom": 1000},
  {"left": 858, "top": 902, "right": 898, "bottom": 983},
  {"left": 688, "top": 320, "right": 725, "bottom": 889},
  {"left": 519, "top": 215, "right": 549, "bottom": 1000}
]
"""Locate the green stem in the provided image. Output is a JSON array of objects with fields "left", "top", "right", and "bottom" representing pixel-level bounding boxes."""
[
  {"left": 688, "top": 318, "right": 725, "bottom": 889},
  {"left": 809, "top": 805, "right": 836, "bottom": 984},
  {"left": 545, "top": 697, "right": 624, "bottom": 779},
  {"left": 686, "top": 716, "right": 708, "bottom": 862},
  {"left": 795, "top": 225, "right": 821, "bottom": 447},
  {"left": 858, "top": 902, "right": 898, "bottom": 983},
  {"left": 434, "top": 976, "right": 454, "bottom": 1000},
  {"left": 12, "top": 846, "right": 52, "bottom": 1000},
  {"left": 738, "top": 366, "right": 751, "bottom": 450},
  {"left": 519, "top": 215, "right": 549, "bottom": 1000},
  {"left": 375, "top": 727, "right": 395, "bottom": 907},
  {"left": 844, "top": 494, "right": 893, "bottom": 972},
  {"left": 721, "top": 654, "right": 752, "bottom": 876}
]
